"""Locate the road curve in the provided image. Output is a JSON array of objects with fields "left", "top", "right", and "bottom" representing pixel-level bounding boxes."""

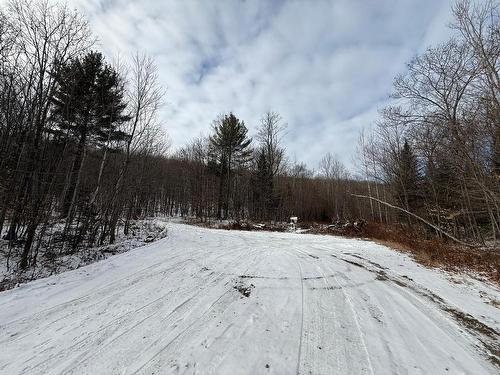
[{"left": 0, "top": 223, "right": 498, "bottom": 374}]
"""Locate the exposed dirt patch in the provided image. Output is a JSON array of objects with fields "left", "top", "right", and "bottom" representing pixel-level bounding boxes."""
[
  {"left": 240, "top": 274, "right": 289, "bottom": 280},
  {"left": 345, "top": 253, "right": 390, "bottom": 270},
  {"left": 337, "top": 257, "right": 365, "bottom": 269},
  {"left": 302, "top": 274, "right": 339, "bottom": 280},
  {"left": 234, "top": 281, "right": 254, "bottom": 297},
  {"left": 375, "top": 270, "right": 389, "bottom": 281},
  {"left": 0, "top": 278, "right": 17, "bottom": 292},
  {"left": 442, "top": 307, "right": 500, "bottom": 366},
  {"left": 444, "top": 307, "right": 498, "bottom": 339},
  {"left": 487, "top": 299, "right": 500, "bottom": 308},
  {"left": 401, "top": 275, "right": 414, "bottom": 282}
]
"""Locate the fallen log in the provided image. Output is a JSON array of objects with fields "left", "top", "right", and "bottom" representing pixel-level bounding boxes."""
[{"left": 350, "top": 193, "right": 474, "bottom": 247}]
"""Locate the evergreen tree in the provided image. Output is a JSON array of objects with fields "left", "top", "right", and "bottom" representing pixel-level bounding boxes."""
[
  {"left": 51, "top": 51, "right": 130, "bottom": 217},
  {"left": 394, "top": 140, "right": 421, "bottom": 211},
  {"left": 494, "top": 124, "right": 500, "bottom": 178},
  {"left": 208, "top": 113, "right": 252, "bottom": 219},
  {"left": 252, "top": 148, "right": 274, "bottom": 220}
]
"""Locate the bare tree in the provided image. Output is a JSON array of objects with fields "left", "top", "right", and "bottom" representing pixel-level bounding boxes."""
[
  {"left": 318, "top": 152, "right": 349, "bottom": 220},
  {"left": 319, "top": 152, "right": 348, "bottom": 180},
  {"left": 452, "top": 0, "right": 500, "bottom": 106},
  {"left": 105, "top": 52, "right": 164, "bottom": 243},
  {"left": 4, "top": 0, "right": 93, "bottom": 268},
  {"left": 256, "top": 111, "right": 287, "bottom": 176}
]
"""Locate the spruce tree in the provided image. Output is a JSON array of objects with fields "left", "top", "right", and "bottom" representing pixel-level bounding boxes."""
[{"left": 394, "top": 140, "right": 421, "bottom": 211}]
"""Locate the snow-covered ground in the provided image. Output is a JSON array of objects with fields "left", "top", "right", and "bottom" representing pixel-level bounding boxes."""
[
  {"left": 0, "top": 223, "right": 498, "bottom": 374},
  {"left": 0, "top": 218, "right": 169, "bottom": 291}
]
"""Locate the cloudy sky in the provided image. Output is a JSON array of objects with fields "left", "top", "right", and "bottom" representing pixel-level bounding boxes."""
[{"left": 69, "top": 0, "right": 455, "bottom": 171}]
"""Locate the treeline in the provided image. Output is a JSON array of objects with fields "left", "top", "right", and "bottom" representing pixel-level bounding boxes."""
[
  {"left": 162, "top": 0, "right": 499, "bottom": 245},
  {"left": 360, "top": 0, "right": 499, "bottom": 243},
  {"left": 166, "top": 1, "right": 500, "bottom": 246},
  {"left": 0, "top": 0, "right": 498, "bottom": 272},
  {"left": 165, "top": 112, "right": 368, "bottom": 223},
  {"left": 0, "top": 0, "right": 167, "bottom": 269},
  {"left": 0, "top": 0, "right": 367, "bottom": 272}
]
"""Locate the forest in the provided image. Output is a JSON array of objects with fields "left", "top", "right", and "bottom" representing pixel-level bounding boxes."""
[{"left": 0, "top": 0, "right": 498, "bottom": 278}]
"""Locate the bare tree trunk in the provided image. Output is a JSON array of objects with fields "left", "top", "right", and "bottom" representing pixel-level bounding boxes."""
[{"left": 350, "top": 193, "right": 474, "bottom": 246}]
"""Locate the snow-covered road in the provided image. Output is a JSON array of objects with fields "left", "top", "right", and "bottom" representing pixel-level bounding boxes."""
[{"left": 1, "top": 223, "right": 499, "bottom": 374}]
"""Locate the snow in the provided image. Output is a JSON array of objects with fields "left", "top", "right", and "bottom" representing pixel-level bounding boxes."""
[
  {"left": 0, "top": 223, "right": 498, "bottom": 374},
  {"left": 0, "top": 218, "right": 169, "bottom": 291}
]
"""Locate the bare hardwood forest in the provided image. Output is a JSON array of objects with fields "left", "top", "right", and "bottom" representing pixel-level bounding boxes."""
[{"left": 0, "top": 0, "right": 498, "bottom": 281}]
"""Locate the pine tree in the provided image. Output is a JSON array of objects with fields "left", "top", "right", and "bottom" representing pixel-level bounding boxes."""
[
  {"left": 208, "top": 113, "right": 252, "bottom": 219},
  {"left": 51, "top": 51, "right": 130, "bottom": 218}
]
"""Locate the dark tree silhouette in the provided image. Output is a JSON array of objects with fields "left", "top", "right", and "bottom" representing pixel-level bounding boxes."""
[
  {"left": 51, "top": 51, "right": 130, "bottom": 218},
  {"left": 209, "top": 113, "right": 252, "bottom": 219}
]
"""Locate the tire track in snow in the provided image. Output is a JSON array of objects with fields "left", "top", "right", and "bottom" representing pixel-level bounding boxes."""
[
  {"left": 0, "top": 257, "right": 197, "bottom": 344},
  {"left": 292, "top": 246, "right": 375, "bottom": 375},
  {"left": 2, "top": 233, "right": 247, "bottom": 345},
  {"left": 2, "top": 223, "right": 497, "bottom": 375},
  {"left": 69, "top": 246, "right": 261, "bottom": 374},
  {"left": 2, "top": 235, "right": 262, "bottom": 375},
  {"left": 294, "top": 255, "right": 305, "bottom": 375},
  {"left": 322, "top": 250, "right": 497, "bottom": 373},
  {"left": 127, "top": 244, "right": 266, "bottom": 375},
  {"left": 348, "top": 253, "right": 500, "bottom": 367},
  {"left": 0, "top": 241, "right": 190, "bottom": 327},
  {"left": 296, "top": 249, "right": 330, "bottom": 375},
  {"left": 325, "top": 259, "right": 376, "bottom": 375},
  {"left": 89, "top": 241, "right": 264, "bottom": 374},
  {"left": 291, "top": 247, "right": 352, "bottom": 374}
]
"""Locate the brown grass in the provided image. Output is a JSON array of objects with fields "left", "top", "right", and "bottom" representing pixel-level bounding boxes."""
[
  {"left": 185, "top": 218, "right": 288, "bottom": 232},
  {"left": 356, "top": 223, "right": 500, "bottom": 285}
]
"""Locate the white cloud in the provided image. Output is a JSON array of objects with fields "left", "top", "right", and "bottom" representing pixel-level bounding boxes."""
[{"left": 67, "top": 0, "right": 455, "bottom": 169}]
